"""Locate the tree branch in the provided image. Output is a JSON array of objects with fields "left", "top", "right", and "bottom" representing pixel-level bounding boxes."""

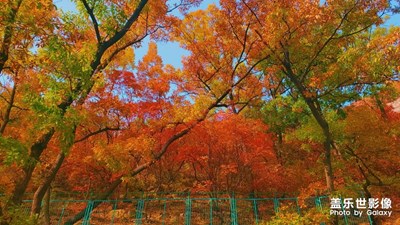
[
  {"left": 95, "top": 0, "right": 149, "bottom": 68},
  {"left": 74, "top": 127, "right": 120, "bottom": 143},
  {"left": 80, "top": 0, "right": 101, "bottom": 43},
  {"left": 0, "top": 0, "right": 23, "bottom": 74},
  {"left": 345, "top": 145, "right": 383, "bottom": 185},
  {"left": 300, "top": 3, "right": 357, "bottom": 82},
  {"left": 0, "top": 84, "right": 16, "bottom": 134}
]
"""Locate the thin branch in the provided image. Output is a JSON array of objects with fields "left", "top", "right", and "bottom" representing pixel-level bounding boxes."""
[
  {"left": 167, "top": 0, "right": 193, "bottom": 13},
  {"left": 241, "top": 0, "right": 262, "bottom": 25},
  {"left": 237, "top": 94, "right": 260, "bottom": 113},
  {"left": 234, "top": 54, "right": 269, "bottom": 87},
  {"left": 230, "top": 23, "right": 250, "bottom": 82},
  {"left": 0, "top": 84, "right": 16, "bottom": 134},
  {"left": 315, "top": 78, "right": 353, "bottom": 98},
  {"left": 101, "top": 0, "right": 148, "bottom": 53},
  {"left": 77, "top": 27, "right": 155, "bottom": 105},
  {"left": 255, "top": 29, "right": 284, "bottom": 65},
  {"left": 90, "top": 0, "right": 148, "bottom": 72},
  {"left": 345, "top": 145, "right": 383, "bottom": 185},
  {"left": 0, "top": 94, "right": 28, "bottom": 111},
  {"left": 80, "top": 0, "right": 101, "bottom": 43},
  {"left": 74, "top": 127, "right": 120, "bottom": 143},
  {"left": 99, "top": 31, "right": 151, "bottom": 70},
  {"left": 300, "top": 3, "right": 358, "bottom": 82}
]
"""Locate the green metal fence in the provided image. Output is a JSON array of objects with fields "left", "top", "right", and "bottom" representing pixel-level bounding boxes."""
[{"left": 20, "top": 195, "right": 373, "bottom": 225}]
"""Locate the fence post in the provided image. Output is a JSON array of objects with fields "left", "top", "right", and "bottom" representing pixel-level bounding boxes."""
[
  {"left": 315, "top": 197, "right": 323, "bottom": 211},
  {"left": 252, "top": 199, "right": 259, "bottom": 225},
  {"left": 110, "top": 201, "right": 117, "bottom": 225},
  {"left": 210, "top": 198, "right": 213, "bottom": 225},
  {"left": 360, "top": 192, "right": 374, "bottom": 225},
  {"left": 161, "top": 199, "right": 167, "bottom": 225},
  {"left": 273, "top": 198, "right": 280, "bottom": 214},
  {"left": 135, "top": 199, "right": 144, "bottom": 225},
  {"left": 368, "top": 213, "right": 373, "bottom": 225},
  {"left": 57, "top": 201, "right": 69, "bottom": 225},
  {"left": 230, "top": 195, "right": 238, "bottom": 225},
  {"left": 82, "top": 200, "right": 94, "bottom": 225},
  {"left": 295, "top": 198, "right": 301, "bottom": 215},
  {"left": 185, "top": 196, "right": 192, "bottom": 225},
  {"left": 340, "top": 197, "right": 349, "bottom": 225}
]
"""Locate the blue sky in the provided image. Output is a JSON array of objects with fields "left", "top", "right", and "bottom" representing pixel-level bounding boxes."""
[
  {"left": 141, "top": 5, "right": 400, "bottom": 68},
  {"left": 53, "top": 0, "right": 217, "bottom": 67},
  {"left": 54, "top": 0, "right": 399, "bottom": 68},
  {"left": 133, "top": 0, "right": 218, "bottom": 67}
]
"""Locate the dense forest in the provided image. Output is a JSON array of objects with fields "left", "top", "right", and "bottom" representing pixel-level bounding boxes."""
[{"left": 0, "top": 0, "right": 399, "bottom": 224}]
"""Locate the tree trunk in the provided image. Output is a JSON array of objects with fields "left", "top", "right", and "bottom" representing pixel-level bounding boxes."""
[
  {"left": 323, "top": 133, "right": 334, "bottom": 192},
  {"left": 285, "top": 73, "right": 335, "bottom": 192},
  {"left": 8, "top": 129, "right": 55, "bottom": 207},
  {"left": 282, "top": 52, "right": 335, "bottom": 193},
  {"left": 275, "top": 132, "right": 283, "bottom": 165},
  {"left": 9, "top": 165, "right": 35, "bottom": 206},
  {"left": 39, "top": 187, "right": 51, "bottom": 225},
  {"left": 0, "top": 0, "right": 23, "bottom": 74},
  {"left": 31, "top": 151, "right": 65, "bottom": 215},
  {"left": 302, "top": 97, "right": 335, "bottom": 193},
  {"left": 0, "top": 84, "right": 16, "bottom": 134}
]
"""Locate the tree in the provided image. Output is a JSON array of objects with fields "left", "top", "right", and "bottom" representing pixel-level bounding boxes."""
[
  {"left": 1, "top": 0, "right": 203, "bottom": 221},
  {"left": 337, "top": 84, "right": 400, "bottom": 224},
  {"left": 239, "top": 0, "right": 394, "bottom": 192}
]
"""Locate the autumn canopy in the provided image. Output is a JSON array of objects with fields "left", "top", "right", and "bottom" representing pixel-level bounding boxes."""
[{"left": 0, "top": 0, "right": 399, "bottom": 224}]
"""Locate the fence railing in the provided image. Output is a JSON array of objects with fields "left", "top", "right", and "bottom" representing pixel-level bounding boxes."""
[{"left": 20, "top": 195, "right": 373, "bottom": 225}]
